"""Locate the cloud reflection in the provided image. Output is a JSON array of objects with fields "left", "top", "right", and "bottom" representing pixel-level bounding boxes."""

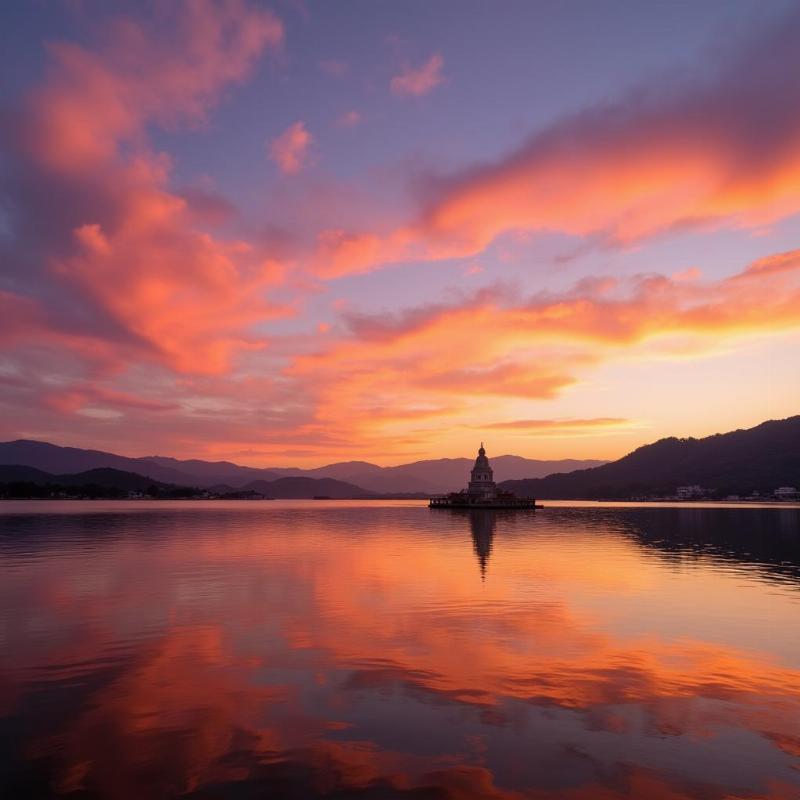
[{"left": 0, "top": 505, "right": 798, "bottom": 797}]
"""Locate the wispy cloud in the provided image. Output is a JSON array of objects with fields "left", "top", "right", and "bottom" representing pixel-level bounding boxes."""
[
  {"left": 319, "top": 59, "right": 348, "bottom": 77},
  {"left": 269, "top": 121, "right": 313, "bottom": 174},
  {"left": 288, "top": 248, "right": 800, "bottom": 450},
  {"left": 318, "top": 9, "right": 800, "bottom": 277},
  {"left": 484, "top": 418, "right": 631, "bottom": 432},
  {"left": 335, "top": 110, "right": 362, "bottom": 128},
  {"left": 390, "top": 54, "right": 444, "bottom": 96}
]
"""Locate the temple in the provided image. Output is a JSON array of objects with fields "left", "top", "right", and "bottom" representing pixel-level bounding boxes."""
[{"left": 429, "top": 443, "right": 540, "bottom": 509}]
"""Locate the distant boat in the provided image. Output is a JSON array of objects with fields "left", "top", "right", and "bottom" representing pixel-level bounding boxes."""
[
  {"left": 313, "top": 495, "right": 332, "bottom": 500},
  {"left": 429, "top": 444, "right": 541, "bottom": 510}
]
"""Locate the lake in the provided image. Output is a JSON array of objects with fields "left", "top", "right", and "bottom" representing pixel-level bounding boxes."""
[{"left": 1, "top": 500, "right": 799, "bottom": 799}]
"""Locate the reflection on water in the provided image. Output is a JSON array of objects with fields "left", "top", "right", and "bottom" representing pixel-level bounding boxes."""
[
  {"left": 0, "top": 500, "right": 798, "bottom": 799},
  {"left": 468, "top": 510, "right": 496, "bottom": 580}
]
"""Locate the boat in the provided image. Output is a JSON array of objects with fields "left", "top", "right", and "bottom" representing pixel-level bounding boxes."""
[{"left": 428, "top": 443, "right": 542, "bottom": 510}]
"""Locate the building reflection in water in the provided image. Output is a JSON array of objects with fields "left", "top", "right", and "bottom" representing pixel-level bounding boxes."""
[{"left": 468, "top": 509, "right": 497, "bottom": 580}]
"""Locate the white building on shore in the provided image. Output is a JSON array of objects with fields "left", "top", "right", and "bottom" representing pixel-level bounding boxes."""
[{"left": 676, "top": 485, "right": 705, "bottom": 499}]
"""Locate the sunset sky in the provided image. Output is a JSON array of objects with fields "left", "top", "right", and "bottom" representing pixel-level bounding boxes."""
[{"left": 1, "top": 0, "right": 799, "bottom": 466}]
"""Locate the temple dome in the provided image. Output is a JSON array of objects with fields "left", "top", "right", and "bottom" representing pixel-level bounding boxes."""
[{"left": 468, "top": 442, "right": 495, "bottom": 497}]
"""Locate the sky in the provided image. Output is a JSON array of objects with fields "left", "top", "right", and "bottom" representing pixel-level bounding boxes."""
[{"left": 1, "top": 0, "right": 799, "bottom": 467}]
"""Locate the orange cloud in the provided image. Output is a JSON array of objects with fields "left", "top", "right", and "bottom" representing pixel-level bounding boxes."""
[
  {"left": 269, "top": 121, "right": 313, "bottom": 174},
  {"left": 22, "top": 0, "right": 283, "bottom": 171},
  {"left": 62, "top": 188, "right": 287, "bottom": 374},
  {"left": 318, "top": 10, "right": 800, "bottom": 276},
  {"left": 391, "top": 54, "right": 445, "bottom": 97},
  {"left": 484, "top": 417, "right": 631, "bottom": 432},
  {"left": 4, "top": 0, "right": 288, "bottom": 376},
  {"left": 288, "top": 249, "right": 800, "bottom": 450},
  {"left": 5, "top": 242, "right": 798, "bottom": 463}
]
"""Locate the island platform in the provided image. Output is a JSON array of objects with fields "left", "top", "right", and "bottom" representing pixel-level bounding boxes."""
[
  {"left": 428, "top": 444, "right": 542, "bottom": 510},
  {"left": 429, "top": 494, "right": 541, "bottom": 510}
]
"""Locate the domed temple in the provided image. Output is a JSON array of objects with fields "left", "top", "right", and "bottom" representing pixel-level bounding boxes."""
[{"left": 429, "top": 443, "right": 540, "bottom": 509}]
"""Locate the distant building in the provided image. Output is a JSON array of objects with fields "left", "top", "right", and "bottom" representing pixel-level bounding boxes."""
[
  {"left": 774, "top": 487, "right": 799, "bottom": 500},
  {"left": 467, "top": 443, "right": 497, "bottom": 500},
  {"left": 676, "top": 485, "right": 705, "bottom": 499},
  {"left": 430, "top": 444, "right": 538, "bottom": 509}
]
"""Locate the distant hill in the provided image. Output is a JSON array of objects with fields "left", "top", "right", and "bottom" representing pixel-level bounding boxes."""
[
  {"left": 0, "top": 464, "right": 375, "bottom": 500},
  {"left": 0, "top": 439, "right": 605, "bottom": 493},
  {"left": 143, "top": 455, "right": 280, "bottom": 485},
  {"left": 0, "top": 465, "right": 55, "bottom": 484},
  {"left": 268, "top": 455, "right": 607, "bottom": 494},
  {"left": 0, "top": 464, "right": 163, "bottom": 490},
  {"left": 0, "top": 440, "right": 204, "bottom": 486},
  {"left": 53, "top": 467, "right": 166, "bottom": 490},
  {"left": 245, "top": 477, "right": 374, "bottom": 499},
  {"left": 0, "top": 465, "right": 184, "bottom": 498},
  {"left": 4, "top": 418, "right": 798, "bottom": 500},
  {"left": 499, "top": 416, "right": 800, "bottom": 499}
]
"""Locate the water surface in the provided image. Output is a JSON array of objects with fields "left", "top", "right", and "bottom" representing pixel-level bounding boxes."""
[{"left": 1, "top": 500, "right": 799, "bottom": 799}]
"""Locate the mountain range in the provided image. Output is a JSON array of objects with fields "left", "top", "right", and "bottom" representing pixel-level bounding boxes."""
[
  {"left": 0, "top": 465, "right": 160, "bottom": 491},
  {"left": 2, "top": 415, "right": 798, "bottom": 500},
  {"left": 499, "top": 416, "right": 800, "bottom": 499},
  {"left": 0, "top": 464, "right": 373, "bottom": 500},
  {"left": 0, "top": 440, "right": 605, "bottom": 495}
]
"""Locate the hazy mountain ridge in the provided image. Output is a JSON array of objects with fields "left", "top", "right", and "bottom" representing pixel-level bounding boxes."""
[
  {"left": 0, "top": 440, "right": 605, "bottom": 493},
  {"left": 145, "top": 455, "right": 280, "bottom": 484},
  {"left": 0, "top": 465, "right": 171, "bottom": 493},
  {"left": 3, "top": 417, "right": 799, "bottom": 500},
  {"left": 0, "top": 441, "right": 206, "bottom": 486},
  {"left": 499, "top": 416, "right": 800, "bottom": 499},
  {"left": 0, "top": 464, "right": 373, "bottom": 500},
  {"left": 267, "top": 455, "right": 607, "bottom": 493},
  {"left": 245, "top": 477, "right": 374, "bottom": 499}
]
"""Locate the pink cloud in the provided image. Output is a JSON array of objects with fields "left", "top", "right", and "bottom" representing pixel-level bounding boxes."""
[
  {"left": 2, "top": 0, "right": 288, "bottom": 376},
  {"left": 4, "top": 4, "right": 800, "bottom": 464},
  {"left": 314, "top": 10, "right": 800, "bottom": 278},
  {"left": 22, "top": 2, "right": 283, "bottom": 171},
  {"left": 335, "top": 110, "right": 362, "bottom": 128},
  {"left": 286, "top": 247, "right": 800, "bottom": 450},
  {"left": 390, "top": 54, "right": 444, "bottom": 97},
  {"left": 269, "top": 121, "right": 313, "bottom": 174},
  {"left": 319, "top": 59, "right": 348, "bottom": 77}
]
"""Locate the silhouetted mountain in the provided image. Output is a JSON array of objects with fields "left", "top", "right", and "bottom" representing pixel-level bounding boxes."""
[
  {"left": 268, "top": 456, "right": 607, "bottom": 494},
  {"left": 499, "top": 416, "right": 800, "bottom": 499},
  {"left": 57, "top": 468, "right": 168, "bottom": 490},
  {"left": 144, "top": 456, "right": 280, "bottom": 485},
  {"left": 269, "top": 461, "right": 382, "bottom": 481},
  {"left": 0, "top": 440, "right": 203, "bottom": 485},
  {"left": 0, "top": 465, "right": 54, "bottom": 483},
  {"left": 245, "top": 477, "right": 374, "bottom": 499},
  {"left": 0, "top": 465, "right": 189, "bottom": 498},
  {"left": 0, "top": 439, "right": 605, "bottom": 493}
]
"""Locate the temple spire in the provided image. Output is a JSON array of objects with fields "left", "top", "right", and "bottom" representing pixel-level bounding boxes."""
[{"left": 469, "top": 443, "right": 495, "bottom": 498}]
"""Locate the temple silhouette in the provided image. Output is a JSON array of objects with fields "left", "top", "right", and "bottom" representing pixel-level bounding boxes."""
[{"left": 429, "top": 443, "right": 540, "bottom": 509}]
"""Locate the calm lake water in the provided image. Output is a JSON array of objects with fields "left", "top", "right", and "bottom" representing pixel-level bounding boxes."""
[{"left": 1, "top": 500, "right": 799, "bottom": 799}]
